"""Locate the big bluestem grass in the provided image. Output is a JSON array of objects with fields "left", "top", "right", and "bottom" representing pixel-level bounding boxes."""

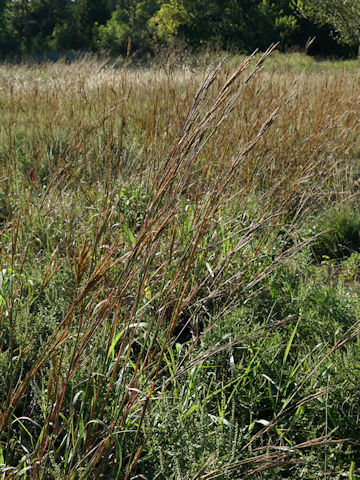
[{"left": 0, "top": 50, "right": 359, "bottom": 478}]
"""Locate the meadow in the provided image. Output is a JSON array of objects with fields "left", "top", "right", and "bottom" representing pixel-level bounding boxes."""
[{"left": 0, "top": 49, "right": 360, "bottom": 479}]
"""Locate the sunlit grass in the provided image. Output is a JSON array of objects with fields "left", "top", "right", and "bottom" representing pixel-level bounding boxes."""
[{"left": 0, "top": 51, "right": 359, "bottom": 478}]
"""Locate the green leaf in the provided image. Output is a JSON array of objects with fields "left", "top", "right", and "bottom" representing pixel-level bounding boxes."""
[
  {"left": 0, "top": 444, "right": 4, "bottom": 465},
  {"left": 106, "top": 323, "right": 148, "bottom": 361},
  {"left": 123, "top": 224, "right": 136, "bottom": 246},
  {"left": 184, "top": 404, "right": 199, "bottom": 418},
  {"left": 283, "top": 316, "right": 301, "bottom": 365}
]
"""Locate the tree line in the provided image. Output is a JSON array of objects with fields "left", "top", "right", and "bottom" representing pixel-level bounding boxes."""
[{"left": 0, "top": 0, "right": 358, "bottom": 58}]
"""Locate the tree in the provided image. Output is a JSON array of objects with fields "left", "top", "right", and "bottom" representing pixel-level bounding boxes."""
[
  {"left": 259, "top": 0, "right": 300, "bottom": 49},
  {"left": 0, "top": 0, "right": 8, "bottom": 42},
  {"left": 149, "top": 0, "right": 272, "bottom": 51},
  {"left": 97, "top": 0, "right": 159, "bottom": 54},
  {"left": 97, "top": 8, "right": 131, "bottom": 54},
  {"left": 30, "top": 0, "right": 75, "bottom": 50},
  {"left": 73, "top": 0, "right": 113, "bottom": 49},
  {"left": 295, "top": 0, "right": 360, "bottom": 56}
]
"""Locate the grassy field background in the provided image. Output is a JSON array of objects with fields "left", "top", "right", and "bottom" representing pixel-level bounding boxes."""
[{"left": 0, "top": 50, "right": 360, "bottom": 479}]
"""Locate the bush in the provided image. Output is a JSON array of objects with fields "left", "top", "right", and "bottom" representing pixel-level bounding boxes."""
[{"left": 97, "top": 9, "right": 131, "bottom": 55}]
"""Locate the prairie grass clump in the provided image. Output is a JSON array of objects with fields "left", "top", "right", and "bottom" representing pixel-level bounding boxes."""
[
  {"left": 308, "top": 205, "right": 360, "bottom": 261},
  {"left": 0, "top": 51, "right": 360, "bottom": 478}
]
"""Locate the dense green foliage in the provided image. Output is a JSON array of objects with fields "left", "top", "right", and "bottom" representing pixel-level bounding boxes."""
[
  {"left": 296, "top": 0, "right": 360, "bottom": 54},
  {"left": 0, "top": 0, "right": 358, "bottom": 57}
]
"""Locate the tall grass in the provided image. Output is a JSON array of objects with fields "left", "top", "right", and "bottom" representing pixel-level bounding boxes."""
[{"left": 0, "top": 50, "right": 359, "bottom": 478}]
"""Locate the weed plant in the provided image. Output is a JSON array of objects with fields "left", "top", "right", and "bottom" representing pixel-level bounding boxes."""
[{"left": 0, "top": 50, "right": 360, "bottom": 478}]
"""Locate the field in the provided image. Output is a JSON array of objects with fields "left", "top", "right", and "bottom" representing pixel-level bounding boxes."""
[{"left": 0, "top": 50, "right": 360, "bottom": 479}]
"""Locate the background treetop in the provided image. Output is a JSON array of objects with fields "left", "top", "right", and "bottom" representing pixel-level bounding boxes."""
[
  {"left": 0, "top": 0, "right": 358, "bottom": 58},
  {"left": 295, "top": 0, "right": 360, "bottom": 57}
]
